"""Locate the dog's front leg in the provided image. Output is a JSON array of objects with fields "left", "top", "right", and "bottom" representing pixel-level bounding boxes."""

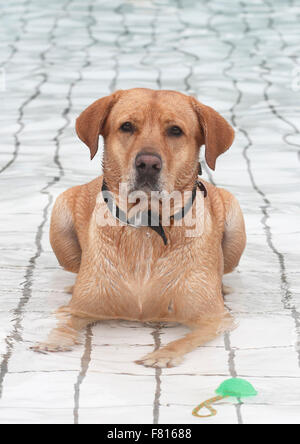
[
  {"left": 136, "top": 311, "right": 234, "bottom": 368},
  {"left": 31, "top": 308, "right": 94, "bottom": 354}
]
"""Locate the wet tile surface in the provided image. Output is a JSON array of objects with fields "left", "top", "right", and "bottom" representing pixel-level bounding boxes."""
[{"left": 0, "top": 0, "right": 300, "bottom": 424}]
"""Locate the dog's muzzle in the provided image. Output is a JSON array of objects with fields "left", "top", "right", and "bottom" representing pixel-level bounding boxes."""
[{"left": 134, "top": 152, "right": 162, "bottom": 191}]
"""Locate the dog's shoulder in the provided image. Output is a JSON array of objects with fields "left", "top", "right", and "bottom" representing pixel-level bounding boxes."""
[
  {"left": 216, "top": 186, "right": 241, "bottom": 215},
  {"left": 200, "top": 180, "right": 229, "bottom": 229},
  {"left": 55, "top": 176, "right": 103, "bottom": 227}
]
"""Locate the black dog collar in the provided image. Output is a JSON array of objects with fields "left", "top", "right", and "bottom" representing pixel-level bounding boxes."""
[{"left": 101, "top": 179, "right": 207, "bottom": 246}]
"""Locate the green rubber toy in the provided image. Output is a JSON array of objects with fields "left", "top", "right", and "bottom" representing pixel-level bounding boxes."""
[{"left": 192, "top": 378, "right": 257, "bottom": 418}]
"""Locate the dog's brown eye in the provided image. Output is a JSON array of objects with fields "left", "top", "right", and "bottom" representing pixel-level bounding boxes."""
[
  {"left": 168, "top": 126, "right": 183, "bottom": 137},
  {"left": 120, "top": 122, "right": 134, "bottom": 133}
]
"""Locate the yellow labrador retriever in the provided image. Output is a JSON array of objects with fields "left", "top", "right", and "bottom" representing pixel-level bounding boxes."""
[{"left": 32, "top": 88, "right": 246, "bottom": 368}]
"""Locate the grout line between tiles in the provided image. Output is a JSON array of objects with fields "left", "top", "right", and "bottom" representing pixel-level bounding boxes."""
[
  {"left": 152, "top": 323, "right": 162, "bottom": 425},
  {"left": 73, "top": 325, "right": 93, "bottom": 425},
  {"left": 0, "top": 0, "right": 72, "bottom": 175},
  {"left": 239, "top": 0, "right": 300, "bottom": 370},
  {"left": 0, "top": 0, "right": 32, "bottom": 70},
  {"left": 0, "top": 0, "right": 74, "bottom": 401}
]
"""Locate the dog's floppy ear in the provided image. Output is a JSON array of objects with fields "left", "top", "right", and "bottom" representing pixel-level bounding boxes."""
[
  {"left": 191, "top": 97, "right": 235, "bottom": 170},
  {"left": 76, "top": 90, "right": 122, "bottom": 159}
]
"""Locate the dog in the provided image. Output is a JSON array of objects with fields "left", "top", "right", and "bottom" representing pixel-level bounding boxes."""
[{"left": 32, "top": 88, "right": 246, "bottom": 368}]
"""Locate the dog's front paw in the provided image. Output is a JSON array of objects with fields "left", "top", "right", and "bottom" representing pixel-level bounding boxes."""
[
  {"left": 30, "top": 342, "right": 73, "bottom": 354},
  {"left": 135, "top": 349, "right": 183, "bottom": 368}
]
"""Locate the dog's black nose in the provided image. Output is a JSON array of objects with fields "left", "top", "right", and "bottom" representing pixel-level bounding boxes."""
[{"left": 135, "top": 153, "right": 162, "bottom": 175}]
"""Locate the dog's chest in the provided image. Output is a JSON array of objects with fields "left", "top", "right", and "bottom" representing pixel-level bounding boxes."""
[
  {"left": 103, "top": 229, "right": 177, "bottom": 286},
  {"left": 96, "top": 228, "right": 209, "bottom": 318}
]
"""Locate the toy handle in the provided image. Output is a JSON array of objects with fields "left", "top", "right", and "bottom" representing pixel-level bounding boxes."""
[{"left": 192, "top": 395, "right": 227, "bottom": 418}]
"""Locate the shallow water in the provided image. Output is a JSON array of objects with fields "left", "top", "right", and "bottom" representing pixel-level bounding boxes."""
[{"left": 0, "top": 0, "right": 300, "bottom": 424}]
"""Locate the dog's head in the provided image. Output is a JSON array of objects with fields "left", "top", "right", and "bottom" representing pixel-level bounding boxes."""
[{"left": 76, "top": 88, "right": 234, "bottom": 193}]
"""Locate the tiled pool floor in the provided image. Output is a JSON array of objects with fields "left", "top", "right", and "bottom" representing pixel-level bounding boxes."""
[{"left": 0, "top": 0, "right": 300, "bottom": 424}]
